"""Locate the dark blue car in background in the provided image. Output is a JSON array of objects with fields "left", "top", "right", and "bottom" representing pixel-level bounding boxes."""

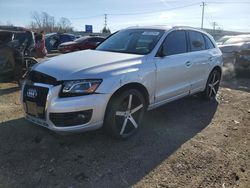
[{"left": 45, "top": 33, "right": 76, "bottom": 52}]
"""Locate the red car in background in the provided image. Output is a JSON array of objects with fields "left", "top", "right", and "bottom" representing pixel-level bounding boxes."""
[{"left": 58, "top": 36, "right": 105, "bottom": 53}]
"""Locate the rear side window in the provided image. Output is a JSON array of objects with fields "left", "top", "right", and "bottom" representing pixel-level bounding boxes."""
[
  {"left": 60, "top": 35, "right": 73, "bottom": 43},
  {"left": 189, "top": 31, "right": 205, "bottom": 51},
  {"left": 96, "top": 37, "right": 105, "bottom": 42},
  {"left": 88, "top": 37, "right": 104, "bottom": 42},
  {"left": 203, "top": 34, "right": 215, "bottom": 49},
  {"left": 162, "top": 30, "right": 187, "bottom": 56}
]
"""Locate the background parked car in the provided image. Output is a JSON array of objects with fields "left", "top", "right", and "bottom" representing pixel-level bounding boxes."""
[
  {"left": 0, "top": 29, "right": 38, "bottom": 84},
  {"left": 45, "top": 33, "right": 76, "bottom": 52},
  {"left": 0, "top": 26, "right": 35, "bottom": 56},
  {"left": 219, "top": 35, "right": 250, "bottom": 76},
  {"left": 218, "top": 35, "right": 250, "bottom": 62},
  {"left": 216, "top": 35, "right": 233, "bottom": 45},
  {"left": 234, "top": 42, "right": 250, "bottom": 77},
  {"left": 58, "top": 36, "right": 105, "bottom": 53},
  {"left": 219, "top": 35, "right": 250, "bottom": 52}
]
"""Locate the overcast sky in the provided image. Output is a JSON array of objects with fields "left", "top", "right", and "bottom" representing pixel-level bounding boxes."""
[{"left": 0, "top": 0, "right": 250, "bottom": 32}]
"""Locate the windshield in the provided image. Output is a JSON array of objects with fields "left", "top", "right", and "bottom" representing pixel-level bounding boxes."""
[
  {"left": 224, "top": 37, "right": 250, "bottom": 44},
  {"left": 96, "top": 29, "right": 164, "bottom": 55},
  {"left": 45, "top": 33, "right": 56, "bottom": 39}
]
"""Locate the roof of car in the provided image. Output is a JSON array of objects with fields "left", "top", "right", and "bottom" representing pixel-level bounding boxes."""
[
  {"left": 125, "top": 25, "right": 212, "bottom": 36},
  {"left": 235, "top": 34, "right": 250, "bottom": 38},
  {"left": 0, "top": 29, "right": 26, "bottom": 34},
  {"left": 126, "top": 25, "right": 204, "bottom": 31},
  {"left": 123, "top": 25, "right": 214, "bottom": 41},
  {"left": 0, "top": 25, "right": 31, "bottom": 32}
]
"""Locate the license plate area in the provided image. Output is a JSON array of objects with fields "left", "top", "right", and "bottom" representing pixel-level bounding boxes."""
[
  {"left": 25, "top": 101, "right": 45, "bottom": 117},
  {"left": 23, "top": 85, "right": 49, "bottom": 119}
]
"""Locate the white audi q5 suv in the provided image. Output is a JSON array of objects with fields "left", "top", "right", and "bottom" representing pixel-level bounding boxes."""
[{"left": 21, "top": 26, "right": 223, "bottom": 139}]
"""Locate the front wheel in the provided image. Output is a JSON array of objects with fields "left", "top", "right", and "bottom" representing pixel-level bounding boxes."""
[
  {"left": 104, "top": 89, "right": 146, "bottom": 139},
  {"left": 202, "top": 69, "right": 221, "bottom": 100}
]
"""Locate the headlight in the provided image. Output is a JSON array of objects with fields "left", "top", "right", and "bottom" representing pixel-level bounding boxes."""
[{"left": 60, "top": 79, "right": 102, "bottom": 97}]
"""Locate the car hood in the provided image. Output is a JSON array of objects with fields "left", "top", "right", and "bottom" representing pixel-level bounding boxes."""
[
  {"left": 59, "top": 41, "right": 76, "bottom": 46},
  {"left": 218, "top": 43, "right": 244, "bottom": 53},
  {"left": 33, "top": 50, "right": 144, "bottom": 80}
]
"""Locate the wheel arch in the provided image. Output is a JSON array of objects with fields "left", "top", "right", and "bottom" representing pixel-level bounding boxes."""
[
  {"left": 108, "top": 82, "right": 150, "bottom": 107},
  {"left": 206, "top": 65, "right": 222, "bottom": 82},
  {"left": 212, "top": 65, "right": 222, "bottom": 76},
  {"left": 205, "top": 65, "right": 222, "bottom": 87},
  {"left": 103, "top": 82, "right": 150, "bottom": 134}
]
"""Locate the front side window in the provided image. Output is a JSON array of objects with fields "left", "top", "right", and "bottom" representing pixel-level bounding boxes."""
[
  {"left": 161, "top": 30, "right": 187, "bottom": 56},
  {"left": 96, "top": 29, "right": 164, "bottom": 55},
  {"left": 96, "top": 37, "right": 105, "bottom": 42},
  {"left": 189, "top": 31, "right": 205, "bottom": 51},
  {"left": 75, "top": 37, "right": 88, "bottom": 43},
  {"left": 88, "top": 37, "right": 101, "bottom": 42}
]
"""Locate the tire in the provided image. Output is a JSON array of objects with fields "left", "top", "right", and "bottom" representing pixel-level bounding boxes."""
[
  {"left": 104, "top": 89, "right": 146, "bottom": 139},
  {"left": 202, "top": 69, "right": 221, "bottom": 100},
  {"left": 14, "top": 63, "right": 24, "bottom": 87}
]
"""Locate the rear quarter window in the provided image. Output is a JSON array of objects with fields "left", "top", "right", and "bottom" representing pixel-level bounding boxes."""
[
  {"left": 203, "top": 34, "right": 215, "bottom": 49},
  {"left": 188, "top": 31, "right": 206, "bottom": 51}
]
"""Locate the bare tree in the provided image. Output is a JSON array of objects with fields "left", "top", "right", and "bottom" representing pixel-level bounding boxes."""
[
  {"left": 29, "top": 11, "right": 72, "bottom": 33},
  {"left": 57, "top": 17, "right": 73, "bottom": 33},
  {"left": 6, "top": 21, "right": 13, "bottom": 26}
]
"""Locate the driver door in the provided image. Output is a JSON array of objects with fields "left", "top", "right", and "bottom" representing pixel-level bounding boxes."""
[{"left": 154, "top": 30, "right": 191, "bottom": 103}]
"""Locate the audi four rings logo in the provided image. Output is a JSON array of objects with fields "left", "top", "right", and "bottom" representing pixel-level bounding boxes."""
[{"left": 27, "top": 89, "right": 37, "bottom": 98}]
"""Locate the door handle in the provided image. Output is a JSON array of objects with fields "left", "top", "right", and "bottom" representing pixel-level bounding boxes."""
[{"left": 185, "top": 61, "right": 192, "bottom": 67}]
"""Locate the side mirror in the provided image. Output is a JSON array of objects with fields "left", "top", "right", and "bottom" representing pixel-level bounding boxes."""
[{"left": 157, "top": 46, "right": 166, "bottom": 57}]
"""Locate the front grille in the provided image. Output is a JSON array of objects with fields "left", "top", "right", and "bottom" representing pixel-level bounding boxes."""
[
  {"left": 49, "top": 110, "right": 93, "bottom": 127},
  {"left": 27, "top": 71, "right": 59, "bottom": 85},
  {"left": 23, "top": 85, "right": 49, "bottom": 119}
]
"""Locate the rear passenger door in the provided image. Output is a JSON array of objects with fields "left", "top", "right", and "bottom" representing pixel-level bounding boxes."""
[{"left": 187, "top": 30, "right": 211, "bottom": 93}]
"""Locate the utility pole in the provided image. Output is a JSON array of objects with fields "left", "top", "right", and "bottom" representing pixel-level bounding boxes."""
[
  {"left": 211, "top": 21, "right": 218, "bottom": 37},
  {"left": 201, "top": 2, "right": 206, "bottom": 29},
  {"left": 104, "top": 14, "right": 107, "bottom": 29}
]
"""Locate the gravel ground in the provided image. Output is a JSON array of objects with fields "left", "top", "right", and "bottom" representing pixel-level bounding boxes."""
[{"left": 0, "top": 74, "right": 249, "bottom": 188}]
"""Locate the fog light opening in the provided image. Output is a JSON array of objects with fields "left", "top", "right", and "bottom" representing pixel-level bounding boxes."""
[{"left": 77, "top": 114, "right": 86, "bottom": 119}]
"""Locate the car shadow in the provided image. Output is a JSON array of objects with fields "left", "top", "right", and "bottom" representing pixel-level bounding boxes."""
[
  {"left": 0, "top": 86, "right": 19, "bottom": 96},
  {"left": 221, "top": 78, "right": 250, "bottom": 93},
  {"left": 0, "top": 96, "right": 218, "bottom": 188}
]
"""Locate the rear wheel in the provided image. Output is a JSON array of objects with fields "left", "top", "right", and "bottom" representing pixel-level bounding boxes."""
[
  {"left": 104, "top": 89, "right": 146, "bottom": 139},
  {"left": 202, "top": 69, "right": 221, "bottom": 100}
]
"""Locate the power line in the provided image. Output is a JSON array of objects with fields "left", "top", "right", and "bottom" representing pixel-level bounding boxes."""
[
  {"left": 67, "top": 3, "right": 200, "bottom": 20},
  {"left": 108, "top": 3, "right": 200, "bottom": 16},
  {"left": 68, "top": 1, "right": 249, "bottom": 20},
  {"left": 69, "top": 14, "right": 103, "bottom": 20},
  {"left": 207, "top": 1, "right": 250, "bottom": 4}
]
